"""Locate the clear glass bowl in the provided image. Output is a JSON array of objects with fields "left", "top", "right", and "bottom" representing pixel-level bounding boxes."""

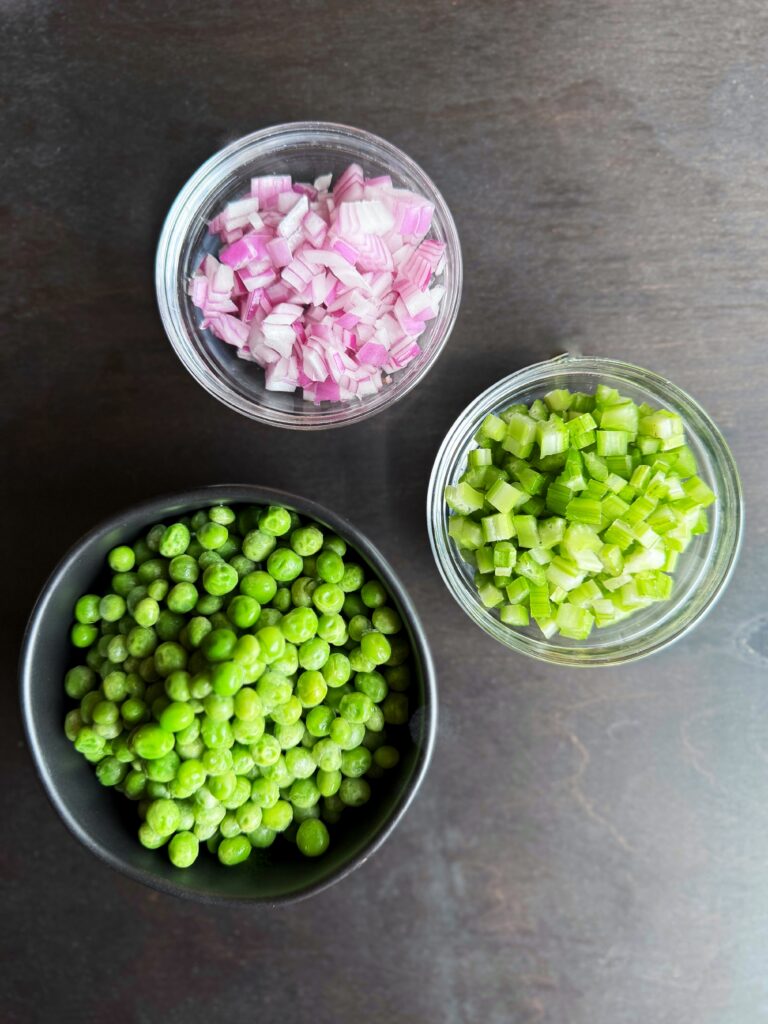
[
  {"left": 155, "top": 122, "right": 462, "bottom": 429},
  {"left": 427, "top": 355, "right": 743, "bottom": 666}
]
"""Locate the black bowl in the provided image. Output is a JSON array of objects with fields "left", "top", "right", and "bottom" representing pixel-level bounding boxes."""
[{"left": 20, "top": 485, "right": 436, "bottom": 905}]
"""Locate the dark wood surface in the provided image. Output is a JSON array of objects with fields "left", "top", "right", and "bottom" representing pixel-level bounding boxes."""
[{"left": 3, "top": 3, "right": 767, "bottom": 1022}]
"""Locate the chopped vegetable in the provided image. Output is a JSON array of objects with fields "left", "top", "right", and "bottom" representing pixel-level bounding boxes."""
[
  {"left": 445, "top": 387, "right": 715, "bottom": 641},
  {"left": 64, "top": 504, "right": 415, "bottom": 867},
  {"left": 188, "top": 167, "right": 446, "bottom": 403}
]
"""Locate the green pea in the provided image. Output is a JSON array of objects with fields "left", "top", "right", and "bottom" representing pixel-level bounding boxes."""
[
  {"left": 158, "top": 523, "right": 190, "bottom": 558},
  {"left": 138, "top": 822, "right": 167, "bottom": 849},
  {"left": 289, "top": 777, "right": 320, "bottom": 809},
  {"left": 203, "top": 563, "right": 238, "bottom": 596},
  {"left": 123, "top": 770, "right": 147, "bottom": 800},
  {"left": 250, "top": 777, "right": 280, "bottom": 809},
  {"left": 259, "top": 506, "right": 292, "bottom": 537},
  {"left": 296, "top": 670, "right": 327, "bottom": 708},
  {"left": 242, "top": 530, "right": 276, "bottom": 562},
  {"left": 147, "top": 579, "right": 169, "bottom": 602},
  {"left": 201, "top": 717, "right": 234, "bottom": 750},
  {"left": 372, "top": 606, "right": 403, "bottom": 635},
  {"left": 133, "top": 597, "right": 160, "bottom": 628},
  {"left": 96, "top": 756, "right": 126, "bottom": 787},
  {"left": 74, "top": 594, "right": 101, "bottom": 624},
  {"left": 312, "top": 738, "right": 342, "bottom": 772},
  {"left": 201, "top": 628, "right": 237, "bottom": 662},
  {"left": 218, "top": 835, "right": 251, "bottom": 866},
  {"left": 306, "top": 706, "right": 334, "bottom": 737},
  {"left": 145, "top": 750, "right": 180, "bottom": 783},
  {"left": 202, "top": 748, "right": 233, "bottom": 776},
  {"left": 284, "top": 747, "right": 315, "bottom": 779},
  {"left": 65, "top": 666, "right": 97, "bottom": 700},
  {"left": 341, "top": 746, "right": 372, "bottom": 778},
  {"left": 159, "top": 702, "right": 195, "bottom": 733},
  {"left": 274, "top": 720, "right": 305, "bottom": 750},
  {"left": 354, "top": 671, "right": 388, "bottom": 703},
  {"left": 209, "top": 505, "right": 236, "bottom": 526},
  {"left": 169, "top": 554, "right": 199, "bottom": 583},
  {"left": 349, "top": 647, "right": 376, "bottom": 674},
  {"left": 296, "top": 818, "right": 329, "bottom": 857},
  {"left": 138, "top": 558, "right": 168, "bottom": 584},
  {"left": 248, "top": 825, "right": 277, "bottom": 848},
  {"left": 261, "top": 800, "right": 293, "bottom": 832},
  {"left": 270, "top": 642, "right": 298, "bottom": 677},
  {"left": 374, "top": 745, "right": 400, "bottom": 770},
  {"left": 348, "top": 615, "right": 371, "bottom": 642},
  {"left": 322, "top": 535, "right": 347, "bottom": 557},
  {"left": 168, "top": 831, "right": 199, "bottom": 868},
  {"left": 267, "top": 548, "right": 304, "bottom": 583},
  {"left": 316, "top": 551, "right": 345, "bottom": 584},
  {"left": 280, "top": 606, "right": 318, "bottom": 644},
  {"left": 339, "top": 778, "right": 371, "bottom": 807},
  {"left": 155, "top": 610, "right": 185, "bottom": 641},
  {"left": 316, "top": 768, "right": 342, "bottom": 797},
  {"left": 227, "top": 594, "right": 260, "bottom": 629},
  {"left": 312, "top": 583, "right": 345, "bottom": 615},
  {"left": 290, "top": 525, "right": 324, "bottom": 556},
  {"left": 317, "top": 613, "right": 347, "bottom": 645},
  {"left": 198, "top": 521, "right": 228, "bottom": 551},
  {"left": 132, "top": 724, "right": 174, "bottom": 760},
  {"left": 250, "top": 734, "right": 281, "bottom": 767},
  {"left": 166, "top": 583, "right": 198, "bottom": 614},
  {"left": 343, "top": 593, "right": 366, "bottom": 619},
  {"left": 290, "top": 577, "right": 316, "bottom": 607},
  {"left": 270, "top": 695, "right": 303, "bottom": 725},
  {"left": 256, "top": 626, "right": 285, "bottom": 664},
  {"left": 146, "top": 798, "right": 181, "bottom": 836},
  {"left": 210, "top": 660, "right": 244, "bottom": 697},
  {"left": 340, "top": 692, "right": 374, "bottom": 724},
  {"left": 99, "top": 594, "right": 126, "bottom": 622},
  {"left": 298, "top": 637, "right": 330, "bottom": 671},
  {"left": 112, "top": 572, "right": 139, "bottom": 597},
  {"left": 153, "top": 641, "right": 187, "bottom": 677},
  {"left": 381, "top": 692, "right": 409, "bottom": 725},
  {"left": 107, "top": 545, "right": 136, "bottom": 573},
  {"left": 339, "top": 563, "right": 364, "bottom": 592},
  {"left": 176, "top": 759, "right": 206, "bottom": 792}
]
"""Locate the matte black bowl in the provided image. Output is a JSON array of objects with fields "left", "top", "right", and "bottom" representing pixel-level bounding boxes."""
[{"left": 20, "top": 485, "right": 436, "bottom": 905}]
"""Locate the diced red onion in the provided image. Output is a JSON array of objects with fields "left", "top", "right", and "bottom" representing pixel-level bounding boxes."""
[{"left": 189, "top": 163, "right": 446, "bottom": 403}]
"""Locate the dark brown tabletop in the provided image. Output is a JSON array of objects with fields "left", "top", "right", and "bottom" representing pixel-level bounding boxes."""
[{"left": 3, "top": 2, "right": 767, "bottom": 1022}]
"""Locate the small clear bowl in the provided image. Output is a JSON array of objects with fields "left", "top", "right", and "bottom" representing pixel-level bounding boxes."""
[
  {"left": 427, "top": 355, "right": 743, "bottom": 666},
  {"left": 155, "top": 122, "right": 462, "bottom": 430}
]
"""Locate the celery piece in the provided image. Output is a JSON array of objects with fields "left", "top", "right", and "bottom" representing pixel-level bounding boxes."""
[
  {"left": 565, "top": 498, "right": 603, "bottom": 526},
  {"left": 605, "top": 455, "right": 634, "bottom": 478},
  {"left": 481, "top": 512, "right": 515, "bottom": 543},
  {"left": 529, "top": 583, "right": 552, "bottom": 620},
  {"left": 536, "top": 617, "right": 559, "bottom": 639},
  {"left": 512, "top": 515, "right": 540, "bottom": 548},
  {"left": 674, "top": 445, "right": 698, "bottom": 476},
  {"left": 623, "top": 544, "right": 666, "bottom": 573},
  {"left": 539, "top": 517, "right": 567, "bottom": 549},
  {"left": 506, "top": 577, "right": 530, "bottom": 604},
  {"left": 597, "top": 430, "right": 630, "bottom": 457},
  {"left": 493, "top": 541, "right": 517, "bottom": 573},
  {"left": 601, "top": 494, "right": 631, "bottom": 522},
  {"left": 639, "top": 410, "right": 683, "bottom": 439},
  {"left": 537, "top": 416, "right": 569, "bottom": 458},
  {"left": 569, "top": 580, "right": 602, "bottom": 607},
  {"left": 549, "top": 584, "right": 568, "bottom": 604},
  {"left": 468, "top": 448, "right": 493, "bottom": 469},
  {"left": 636, "top": 571, "right": 673, "bottom": 600},
  {"left": 630, "top": 464, "right": 652, "bottom": 490},
  {"left": 528, "top": 546, "right": 553, "bottom": 566},
  {"left": 544, "top": 389, "right": 573, "bottom": 413},
  {"left": 603, "top": 573, "right": 632, "bottom": 592},
  {"left": 486, "top": 478, "right": 526, "bottom": 514},
  {"left": 595, "top": 384, "right": 622, "bottom": 406},
  {"left": 599, "top": 543, "right": 624, "bottom": 576},
  {"left": 556, "top": 603, "right": 595, "bottom": 640},
  {"left": 602, "top": 518, "right": 635, "bottom": 551},
  {"left": 516, "top": 552, "right": 547, "bottom": 586},
  {"left": 476, "top": 545, "right": 495, "bottom": 575},
  {"left": 502, "top": 413, "right": 538, "bottom": 458},
  {"left": 528, "top": 398, "right": 549, "bottom": 422},
  {"left": 570, "top": 392, "right": 596, "bottom": 412},
  {"left": 521, "top": 495, "right": 546, "bottom": 517},
  {"left": 584, "top": 451, "right": 609, "bottom": 481},
  {"left": 516, "top": 466, "right": 548, "bottom": 495},
  {"left": 683, "top": 476, "right": 716, "bottom": 508},
  {"left": 477, "top": 581, "right": 505, "bottom": 608},
  {"left": 546, "top": 556, "right": 585, "bottom": 592},
  {"left": 478, "top": 413, "right": 507, "bottom": 442},
  {"left": 545, "top": 481, "right": 571, "bottom": 516},
  {"left": 600, "top": 400, "right": 639, "bottom": 434},
  {"left": 561, "top": 448, "right": 586, "bottom": 491},
  {"left": 500, "top": 604, "right": 530, "bottom": 626},
  {"left": 500, "top": 403, "right": 529, "bottom": 423},
  {"left": 445, "top": 481, "right": 485, "bottom": 514},
  {"left": 624, "top": 495, "right": 657, "bottom": 526}
]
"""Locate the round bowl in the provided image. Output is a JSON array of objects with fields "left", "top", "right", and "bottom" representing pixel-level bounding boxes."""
[
  {"left": 428, "top": 355, "right": 743, "bottom": 666},
  {"left": 20, "top": 485, "right": 436, "bottom": 904},
  {"left": 156, "top": 122, "right": 462, "bottom": 429}
]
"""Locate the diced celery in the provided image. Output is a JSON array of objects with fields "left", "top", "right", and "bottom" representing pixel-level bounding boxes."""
[
  {"left": 445, "top": 481, "right": 485, "bottom": 514},
  {"left": 632, "top": 521, "right": 661, "bottom": 549},
  {"left": 692, "top": 511, "right": 709, "bottom": 536},
  {"left": 546, "top": 556, "right": 585, "bottom": 592},
  {"left": 476, "top": 545, "right": 495, "bottom": 574},
  {"left": 660, "top": 434, "right": 686, "bottom": 452},
  {"left": 545, "top": 481, "right": 571, "bottom": 516},
  {"left": 674, "top": 445, "right": 698, "bottom": 476},
  {"left": 637, "top": 437, "right": 661, "bottom": 455},
  {"left": 595, "top": 384, "right": 622, "bottom": 406},
  {"left": 624, "top": 495, "right": 657, "bottom": 526},
  {"left": 565, "top": 498, "right": 603, "bottom": 526},
  {"left": 596, "top": 430, "right": 629, "bottom": 457},
  {"left": 664, "top": 475, "right": 685, "bottom": 501},
  {"left": 452, "top": 518, "right": 483, "bottom": 550},
  {"left": 539, "top": 516, "right": 567, "bottom": 549},
  {"left": 604, "top": 472, "right": 627, "bottom": 494},
  {"left": 477, "top": 581, "right": 505, "bottom": 608},
  {"left": 570, "top": 392, "right": 595, "bottom": 412},
  {"left": 600, "top": 400, "right": 639, "bottom": 433},
  {"left": 493, "top": 541, "right": 517, "bottom": 575},
  {"left": 521, "top": 496, "right": 546, "bottom": 517},
  {"left": 512, "top": 515, "right": 540, "bottom": 548},
  {"left": 468, "top": 448, "right": 493, "bottom": 468},
  {"left": 516, "top": 552, "right": 547, "bottom": 585},
  {"left": 639, "top": 410, "right": 683, "bottom": 439},
  {"left": 483, "top": 465, "right": 509, "bottom": 490},
  {"left": 500, "top": 604, "right": 530, "bottom": 626},
  {"left": 502, "top": 413, "right": 538, "bottom": 458},
  {"left": 544, "top": 388, "right": 573, "bottom": 412},
  {"left": 683, "top": 476, "right": 716, "bottom": 508},
  {"left": 571, "top": 429, "right": 596, "bottom": 450},
  {"left": 584, "top": 479, "right": 609, "bottom": 499},
  {"left": 535, "top": 452, "right": 568, "bottom": 473},
  {"left": 630, "top": 464, "right": 651, "bottom": 490},
  {"left": 500, "top": 403, "right": 528, "bottom": 422},
  {"left": 560, "top": 448, "right": 586, "bottom": 491},
  {"left": 636, "top": 571, "right": 673, "bottom": 600},
  {"left": 529, "top": 398, "right": 549, "bottom": 422},
  {"left": 481, "top": 512, "right": 515, "bottom": 543},
  {"left": 556, "top": 603, "right": 595, "bottom": 639},
  {"left": 605, "top": 455, "right": 634, "bottom": 478},
  {"left": 603, "top": 573, "right": 632, "bottom": 592},
  {"left": 516, "top": 466, "right": 547, "bottom": 495},
  {"left": 593, "top": 599, "right": 617, "bottom": 627},
  {"left": 536, "top": 617, "right": 559, "bottom": 639},
  {"left": 601, "top": 494, "right": 630, "bottom": 522},
  {"left": 549, "top": 585, "right": 568, "bottom": 604},
  {"left": 599, "top": 543, "right": 624, "bottom": 575},
  {"left": 529, "top": 583, "right": 552, "bottom": 620},
  {"left": 537, "top": 416, "right": 569, "bottom": 457},
  {"left": 528, "top": 546, "right": 553, "bottom": 566},
  {"left": 478, "top": 413, "right": 507, "bottom": 442},
  {"left": 570, "top": 580, "right": 602, "bottom": 607},
  {"left": 623, "top": 543, "right": 666, "bottom": 573},
  {"left": 486, "top": 478, "right": 526, "bottom": 514},
  {"left": 506, "top": 577, "right": 530, "bottom": 604},
  {"left": 602, "top": 518, "right": 635, "bottom": 551},
  {"left": 584, "top": 451, "right": 609, "bottom": 481}
]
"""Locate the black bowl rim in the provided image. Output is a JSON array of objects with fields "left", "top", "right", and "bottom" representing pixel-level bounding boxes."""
[{"left": 19, "top": 484, "right": 437, "bottom": 906}]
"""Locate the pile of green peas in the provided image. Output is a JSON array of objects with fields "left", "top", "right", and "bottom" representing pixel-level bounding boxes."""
[{"left": 64, "top": 503, "right": 413, "bottom": 868}]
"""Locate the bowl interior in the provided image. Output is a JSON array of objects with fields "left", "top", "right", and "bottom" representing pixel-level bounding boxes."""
[
  {"left": 157, "top": 123, "right": 462, "bottom": 428},
  {"left": 22, "top": 487, "right": 435, "bottom": 903},
  {"left": 428, "top": 357, "right": 742, "bottom": 665}
]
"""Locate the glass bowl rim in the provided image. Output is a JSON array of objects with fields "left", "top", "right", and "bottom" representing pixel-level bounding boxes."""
[
  {"left": 427, "top": 354, "right": 744, "bottom": 667},
  {"left": 155, "top": 121, "right": 463, "bottom": 430}
]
